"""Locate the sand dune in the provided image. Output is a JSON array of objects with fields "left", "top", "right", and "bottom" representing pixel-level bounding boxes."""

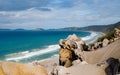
[
  {"left": 68, "top": 64, "right": 106, "bottom": 75},
  {"left": 82, "top": 39, "right": 120, "bottom": 64},
  {"left": 39, "top": 39, "right": 120, "bottom": 75}
]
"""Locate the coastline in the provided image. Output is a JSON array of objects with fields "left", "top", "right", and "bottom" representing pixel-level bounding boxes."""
[
  {"left": 1, "top": 30, "right": 97, "bottom": 63},
  {"left": 34, "top": 31, "right": 106, "bottom": 74},
  {"left": 0, "top": 29, "right": 120, "bottom": 75},
  {"left": 32, "top": 31, "right": 103, "bottom": 62},
  {"left": 37, "top": 32, "right": 120, "bottom": 75},
  {"left": 33, "top": 31, "right": 103, "bottom": 63}
]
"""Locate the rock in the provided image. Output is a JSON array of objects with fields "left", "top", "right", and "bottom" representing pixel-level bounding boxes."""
[
  {"left": 105, "top": 57, "right": 119, "bottom": 75},
  {"left": 59, "top": 39, "right": 66, "bottom": 49},
  {"left": 94, "top": 42, "right": 103, "bottom": 49},
  {"left": 114, "top": 37, "right": 119, "bottom": 41},
  {"left": 59, "top": 34, "right": 88, "bottom": 67},
  {"left": 0, "top": 61, "right": 48, "bottom": 75},
  {"left": 72, "top": 59, "right": 81, "bottom": 66},
  {"left": 103, "top": 38, "right": 110, "bottom": 47},
  {"left": 66, "top": 34, "right": 85, "bottom": 50},
  {"left": 109, "top": 39, "right": 114, "bottom": 43},
  {"left": 50, "top": 68, "right": 58, "bottom": 75},
  {"left": 80, "top": 61, "right": 88, "bottom": 65},
  {"left": 97, "top": 57, "right": 120, "bottom": 75},
  {"left": 59, "top": 34, "right": 87, "bottom": 51},
  {"left": 59, "top": 48, "right": 77, "bottom": 67},
  {"left": 58, "top": 66, "right": 70, "bottom": 75},
  {"left": 65, "top": 40, "right": 77, "bottom": 50},
  {"left": 114, "top": 28, "right": 120, "bottom": 38}
]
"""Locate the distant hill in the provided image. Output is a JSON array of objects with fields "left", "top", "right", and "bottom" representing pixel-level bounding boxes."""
[
  {"left": 35, "top": 28, "right": 44, "bottom": 31},
  {"left": 0, "top": 29, "right": 11, "bottom": 31},
  {"left": 60, "top": 22, "right": 120, "bottom": 33},
  {"left": 0, "top": 28, "right": 45, "bottom": 31},
  {"left": 0, "top": 22, "right": 120, "bottom": 33},
  {"left": 14, "top": 28, "right": 25, "bottom": 31}
]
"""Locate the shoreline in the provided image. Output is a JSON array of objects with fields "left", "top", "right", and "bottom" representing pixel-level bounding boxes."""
[
  {"left": 0, "top": 29, "right": 120, "bottom": 75},
  {"left": 33, "top": 31, "right": 105, "bottom": 66},
  {"left": 32, "top": 31, "right": 104, "bottom": 63},
  {"left": 1, "top": 30, "right": 99, "bottom": 63},
  {"left": 32, "top": 31, "right": 104, "bottom": 62},
  {"left": 4, "top": 30, "right": 102, "bottom": 64}
]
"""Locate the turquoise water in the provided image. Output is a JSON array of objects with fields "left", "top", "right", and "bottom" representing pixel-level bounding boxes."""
[{"left": 0, "top": 30, "right": 100, "bottom": 63}]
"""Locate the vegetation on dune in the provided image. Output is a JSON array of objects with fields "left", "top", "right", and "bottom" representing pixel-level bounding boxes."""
[
  {"left": 97, "top": 27, "right": 120, "bottom": 42},
  {"left": 97, "top": 30, "right": 115, "bottom": 42}
]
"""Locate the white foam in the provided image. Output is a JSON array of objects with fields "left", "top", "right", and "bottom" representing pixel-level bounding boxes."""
[
  {"left": 5, "top": 51, "right": 30, "bottom": 57},
  {"left": 51, "top": 54, "right": 59, "bottom": 58},
  {"left": 5, "top": 44, "right": 59, "bottom": 61},
  {"left": 82, "top": 32, "right": 98, "bottom": 41}
]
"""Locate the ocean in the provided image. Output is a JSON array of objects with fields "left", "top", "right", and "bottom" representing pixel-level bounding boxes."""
[{"left": 0, "top": 30, "right": 101, "bottom": 63}]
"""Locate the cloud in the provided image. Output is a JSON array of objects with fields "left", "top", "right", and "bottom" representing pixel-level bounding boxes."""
[
  {"left": 0, "top": 0, "right": 51, "bottom": 11},
  {"left": 0, "top": 0, "right": 120, "bottom": 29}
]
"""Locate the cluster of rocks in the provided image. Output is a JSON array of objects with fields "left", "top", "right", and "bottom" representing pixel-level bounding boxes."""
[
  {"left": 58, "top": 33, "right": 112, "bottom": 67},
  {"left": 89, "top": 28, "right": 120, "bottom": 50},
  {"left": 59, "top": 34, "right": 88, "bottom": 67},
  {"left": 89, "top": 38, "right": 110, "bottom": 50},
  {"left": 58, "top": 34, "right": 111, "bottom": 67},
  {"left": 51, "top": 57, "right": 120, "bottom": 75},
  {"left": 59, "top": 28, "right": 120, "bottom": 68}
]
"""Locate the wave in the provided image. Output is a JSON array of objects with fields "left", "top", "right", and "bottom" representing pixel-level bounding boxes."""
[
  {"left": 82, "top": 32, "right": 98, "bottom": 41},
  {"left": 5, "top": 44, "right": 59, "bottom": 61},
  {"left": 81, "top": 31, "right": 102, "bottom": 44},
  {"left": 51, "top": 54, "right": 59, "bottom": 58}
]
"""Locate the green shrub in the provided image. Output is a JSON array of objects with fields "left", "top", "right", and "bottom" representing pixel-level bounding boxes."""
[
  {"left": 97, "top": 30, "right": 115, "bottom": 42},
  {"left": 97, "top": 37, "right": 105, "bottom": 42},
  {"left": 105, "top": 30, "right": 115, "bottom": 40}
]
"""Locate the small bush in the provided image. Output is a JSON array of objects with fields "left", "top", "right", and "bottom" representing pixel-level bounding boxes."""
[{"left": 97, "top": 30, "right": 115, "bottom": 42}]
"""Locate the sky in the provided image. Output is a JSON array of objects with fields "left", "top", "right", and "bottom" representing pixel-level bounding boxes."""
[{"left": 0, "top": 0, "right": 120, "bottom": 29}]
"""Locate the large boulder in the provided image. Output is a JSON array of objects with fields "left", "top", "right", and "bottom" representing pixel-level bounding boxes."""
[
  {"left": 59, "top": 48, "right": 77, "bottom": 67},
  {"left": 105, "top": 57, "right": 119, "bottom": 75},
  {"left": 97, "top": 57, "right": 120, "bottom": 75},
  {"left": 0, "top": 61, "right": 48, "bottom": 75},
  {"left": 103, "top": 38, "right": 110, "bottom": 47},
  {"left": 59, "top": 34, "right": 87, "bottom": 52},
  {"left": 66, "top": 34, "right": 86, "bottom": 50},
  {"left": 59, "top": 34, "right": 88, "bottom": 67}
]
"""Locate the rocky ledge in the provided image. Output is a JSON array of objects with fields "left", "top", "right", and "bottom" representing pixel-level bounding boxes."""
[{"left": 0, "top": 61, "right": 48, "bottom": 75}]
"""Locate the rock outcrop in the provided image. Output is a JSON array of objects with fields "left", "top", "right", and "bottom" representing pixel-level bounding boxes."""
[
  {"left": 105, "top": 57, "right": 120, "bottom": 75},
  {"left": 59, "top": 34, "right": 88, "bottom": 67},
  {"left": 0, "top": 61, "right": 48, "bottom": 75},
  {"left": 114, "top": 28, "right": 120, "bottom": 41},
  {"left": 97, "top": 57, "right": 120, "bottom": 75},
  {"left": 114, "top": 28, "right": 120, "bottom": 38},
  {"left": 103, "top": 38, "right": 110, "bottom": 47}
]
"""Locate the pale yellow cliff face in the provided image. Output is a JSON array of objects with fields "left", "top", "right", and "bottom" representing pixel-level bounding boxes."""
[{"left": 0, "top": 61, "right": 48, "bottom": 75}]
